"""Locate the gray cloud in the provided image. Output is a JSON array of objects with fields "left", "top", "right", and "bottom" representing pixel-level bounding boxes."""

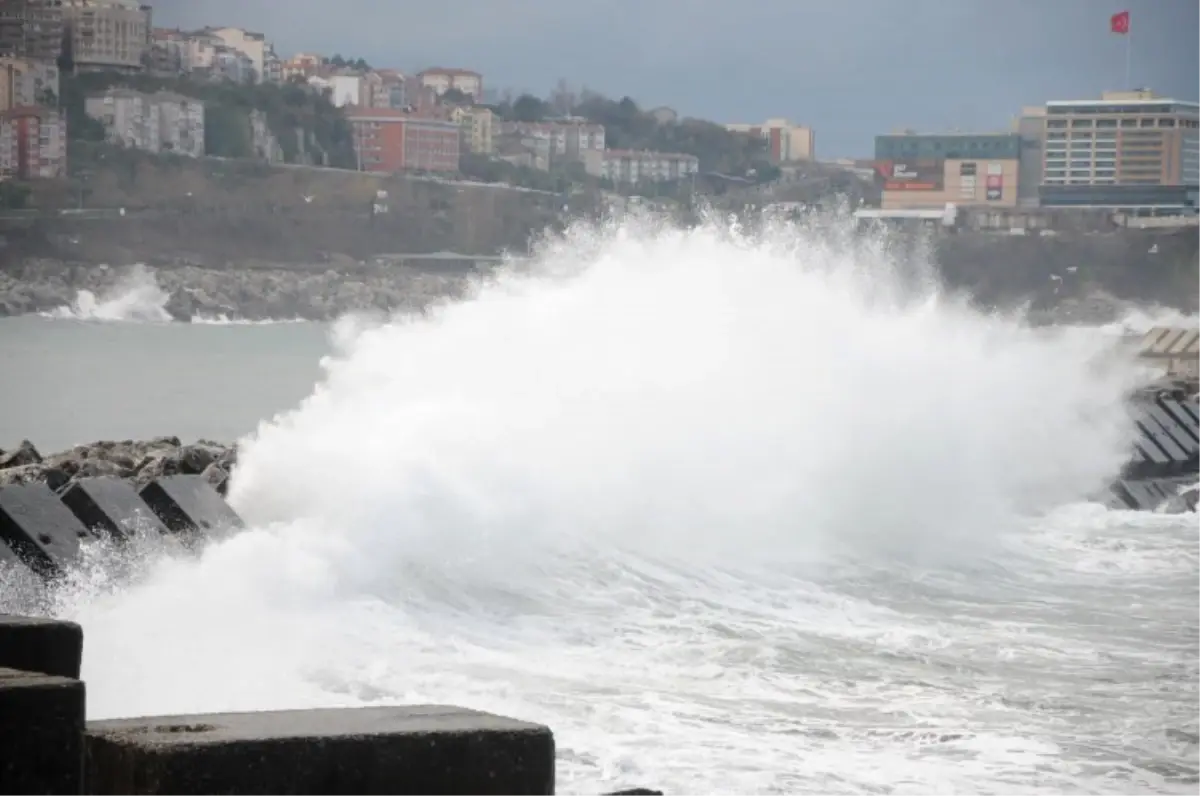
[{"left": 152, "top": 0, "right": 1198, "bottom": 158}]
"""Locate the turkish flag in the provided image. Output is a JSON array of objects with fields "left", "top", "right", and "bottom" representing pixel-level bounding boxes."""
[{"left": 1111, "top": 10, "right": 1130, "bottom": 34}]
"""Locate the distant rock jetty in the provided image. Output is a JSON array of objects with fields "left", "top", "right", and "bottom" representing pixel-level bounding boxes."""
[
  {"left": 0, "top": 259, "right": 472, "bottom": 322},
  {"left": 0, "top": 437, "right": 235, "bottom": 495}
]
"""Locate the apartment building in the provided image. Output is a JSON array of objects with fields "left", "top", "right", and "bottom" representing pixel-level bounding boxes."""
[
  {"left": 148, "top": 27, "right": 185, "bottom": 73},
  {"left": 262, "top": 45, "right": 281, "bottom": 83},
  {"left": 327, "top": 71, "right": 361, "bottom": 108},
  {"left": 84, "top": 87, "right": 204, "bottom": 156},
  {"left": 281, "top": 52, "right": 321, "bottom": 80},
  {"left": 0, "top": 104, "right": 66, "bottom": 178},
  {"left": 211, "top": 45, "right": 254, "bottom": 83},
  {"left": 873, "top": 132, "right": 1022, "bottom": 209},
  {"left": 601, "top": 149, "right": 699, "bottom": 184},
  {"left": 726, "top": 118, "right": 815, "bottom": 163},
  {"left": 0, "top": 0, "right": 64, "bottom": 62},
  {"left": 495, "top": 131, "right": 550, "bottom": 171},
  {"left": 417, "top": 67, "right": 482, "bottom": 100},
  {"left": 1035, "top": 90, "right": 1198, "bottom": 214},
  {"left": 62, "top": 0, "right": 151, "bottom": 72},
  {"left": 357, "top": 70, "right": 385, "bottom": 108},
  {"left": 0, "top": 55, "right": 59, "bottom": 111},
  {"left": 450, "top": 105, "right": 493, "bottom": 154},
  {"left": 495, "top": 120, "right": 605, "bottom": 160},
  {"left": 345, "top": 107, "right": 459, "bottom": 173},
  {"left": 206, "top": 27, "right": 267, "bottom": 82},
  {"left": 375, "top": 69, "right": 406, "bottom": 109}
]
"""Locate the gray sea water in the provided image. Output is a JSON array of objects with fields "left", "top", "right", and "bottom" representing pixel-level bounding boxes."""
[
  {"left": 1, "top": 220, "right": 1197, "bottom": 794},
  {"left": 0, "top": 315, "right": 328, "bottom": 451}
]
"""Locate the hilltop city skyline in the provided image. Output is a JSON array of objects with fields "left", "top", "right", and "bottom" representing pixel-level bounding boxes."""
[{"left": 152, "top": 0, "right": 1200, "bottom": 158}]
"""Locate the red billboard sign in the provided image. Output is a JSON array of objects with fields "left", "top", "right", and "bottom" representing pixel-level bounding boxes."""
[
  {"left": 986, "top": 173, "right": 1003, "bottom": 201},
  {"left": 873, "top": 160, "right": 944, "bottom": 191}
]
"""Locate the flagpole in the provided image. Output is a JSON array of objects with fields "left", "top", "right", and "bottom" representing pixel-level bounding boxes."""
[{"left": 1125, "top": 24, "right": 1132, "bottom": 89}]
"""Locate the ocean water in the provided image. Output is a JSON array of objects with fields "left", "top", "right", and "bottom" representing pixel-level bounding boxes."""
[{"left": 1, "top": 216, "right": 1197, "bottom": 794}]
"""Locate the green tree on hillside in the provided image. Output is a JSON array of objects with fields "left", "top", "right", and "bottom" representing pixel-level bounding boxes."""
[
  {"left": 204, "top": 104, "right": 252, "bottom": 157},
  {"left": 511, "top": 94, "right": 551, "bottom": 122},
  {"left": 440, "top": 87, "right": 471, "bottom": 106}
]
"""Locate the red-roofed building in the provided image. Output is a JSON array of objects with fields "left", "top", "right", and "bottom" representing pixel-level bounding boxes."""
[{"left": 344, "top": 107, "right": 460, "bottom": 173}]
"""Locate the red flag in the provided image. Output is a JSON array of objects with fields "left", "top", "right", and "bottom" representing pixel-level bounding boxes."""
[{"left": 1110, "top": 10, "right": 1130, "bottom": 34}]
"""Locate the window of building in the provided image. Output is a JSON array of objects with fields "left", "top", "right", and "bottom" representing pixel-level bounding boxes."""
[
  {"left": 1047, "top": 119, "right": 1068, "bottom": 129},
  {"left": 1157, "top": 118, "right": 1177, "bottom": 127},
  {"left": 1096, "top": 118, "right": 1118, "bottom": 128},
  {"left": 1069, "top": 170, "right": 1090, "bottom": 178},
  {"left": 1139, "top": 118, "right": 1156, "bottom": 127}
]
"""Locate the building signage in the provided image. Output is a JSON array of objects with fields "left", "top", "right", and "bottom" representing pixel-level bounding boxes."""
[
  {"left": 873, "top": 159, "right": 944, "bottom": 191},
  {"left": 959, "top": 161, "right": 977, "bottom": 199},
  {"left": 986, "top": 173, "right": 1003, "bottom": 201}
]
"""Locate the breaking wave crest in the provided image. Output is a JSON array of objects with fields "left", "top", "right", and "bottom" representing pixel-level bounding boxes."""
[{"left": 6, "top": 214, "right": 1194, "bottom": 794}]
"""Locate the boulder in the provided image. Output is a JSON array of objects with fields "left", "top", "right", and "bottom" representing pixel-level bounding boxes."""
[
  {"left": 0, "top": 438, "right": 235, "bottom": 490},
  {"left": 0, "top": 440, "right": 42, "bottom": 470},
  {"left": 178, "top": 444, "right": 219, "bottom": 475}
]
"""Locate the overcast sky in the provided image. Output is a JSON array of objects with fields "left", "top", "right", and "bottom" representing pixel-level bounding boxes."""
[{"left": 153, "top": 0, "right": 1198, "bottom": 158}]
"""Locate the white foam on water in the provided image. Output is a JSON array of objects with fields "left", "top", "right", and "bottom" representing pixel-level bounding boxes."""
[
  {"left": 5, "top": 214, "right": 1196, "bottom": 794},
  {"left": 39, "top": 263, "right": 304, "bottom": 325},
  {"left": 43, "top": 264, "right": 173, "bottom": 323}
]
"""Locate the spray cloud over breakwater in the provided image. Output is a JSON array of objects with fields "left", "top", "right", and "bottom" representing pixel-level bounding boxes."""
[
  {"left": 9, "top": 216, "right": 1194, "bottom": 794},
  {"left": 39, "top": 263, "right": 304, "bottom": 325}
]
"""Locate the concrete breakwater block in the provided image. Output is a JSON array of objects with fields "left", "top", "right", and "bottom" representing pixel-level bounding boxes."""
[
  {"left": 86, "top": 705, "right": 555, "bottom": 795},
  {"left": 60, "top": 477, "right": 169, "bottom": 540},
  {"left": 0, "top": 615, "right": 83, "bottom": 679},
  {"left": 0, "top": 667, "right": 86, "bottom": 795},
  {"left": 0, "top": 483, "right": 94, "bottom": 577},
  {"left": 138, "top": 475, "right": 244, "bottom": 535}
]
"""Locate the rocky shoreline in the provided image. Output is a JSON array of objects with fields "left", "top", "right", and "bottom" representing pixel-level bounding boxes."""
[
  {"left": 0, "top": 259, "right": 473, "bottom": 322},
  {"left": 0, "top": 256, "right": 1187, "bottom": 327},
  {"left": 0, "top": 437, "right": 236, "bottom": 495}
]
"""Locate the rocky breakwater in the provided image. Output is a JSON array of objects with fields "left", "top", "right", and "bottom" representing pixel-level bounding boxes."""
[
  {"left": 0, "top": 259, "right": 472, "bottom": 321},
  {"left": 0, "top": 437, "right": 235, "bottom": 495}
]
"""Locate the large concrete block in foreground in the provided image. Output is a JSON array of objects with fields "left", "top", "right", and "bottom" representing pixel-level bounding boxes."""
[
  {"left": 0, "top": 615, "right": 83, "bottom": 679},
  {"left": 0, "top": 483, "right": 94, "bottom": 578},
  {"left": 0, "top": 667, "right": 86, "bottom": 795},
  {"left": 138, "top": 475, "right": 244, "bottom": 535},
  {"left": 86, "top": 705, "right": 555, "bottom": 795},
  {"left": 60, "top": 477, "right": 170, "bottom": 540}
]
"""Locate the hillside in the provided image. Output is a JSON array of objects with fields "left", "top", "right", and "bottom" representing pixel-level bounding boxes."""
[
  {"left": 8, "top": 145, "right": 584, "bottom": 264},
  {"left": 60, "top": 72, "right": 357, "bottom": 168}
]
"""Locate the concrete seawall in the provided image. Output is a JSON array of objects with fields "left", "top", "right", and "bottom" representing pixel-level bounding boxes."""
[{"left": 0, "top": 615, "right": 670, "bottom": 794}]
